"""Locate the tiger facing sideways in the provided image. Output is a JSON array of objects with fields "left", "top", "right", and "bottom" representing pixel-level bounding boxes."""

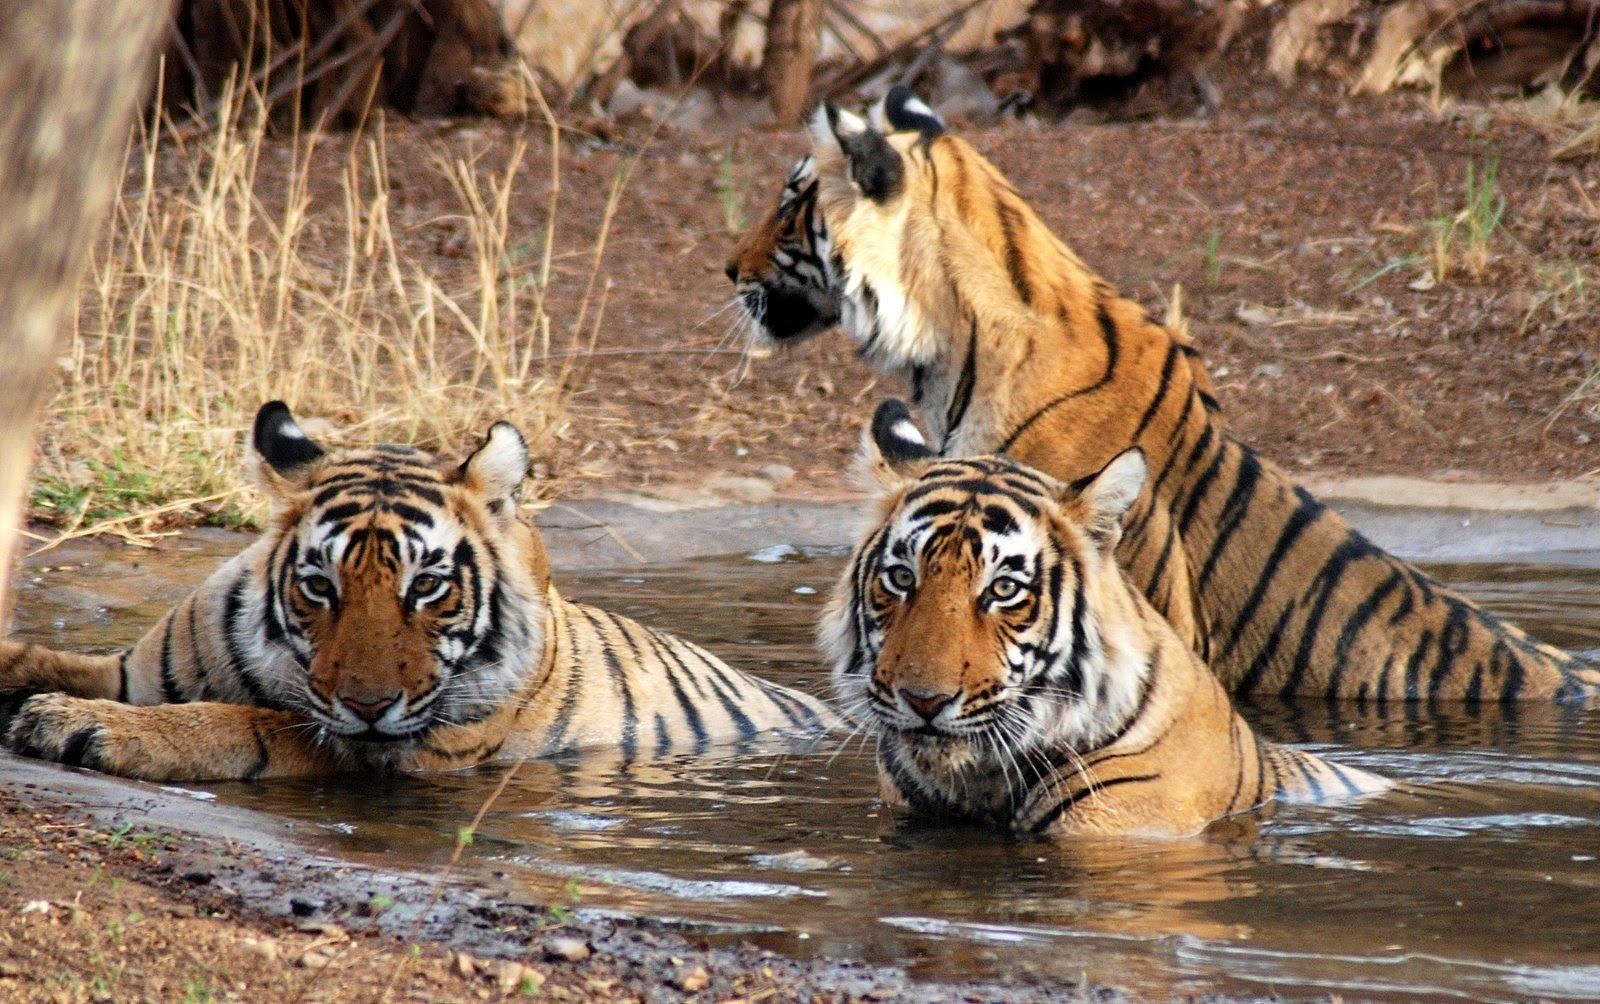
[
  {"left": 826, "top": 401, "right": 1387, "bottom": 838},
  {"left": 728, "top": 87, "right": 1600, "bottom": 707},
  {"left": 0, "top": 403, "right": 835, "bottom": 782}
]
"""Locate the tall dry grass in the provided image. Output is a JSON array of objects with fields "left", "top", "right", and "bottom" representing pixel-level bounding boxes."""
[{"left": 29, "top": 83, "right": 601, "bottom": 541}]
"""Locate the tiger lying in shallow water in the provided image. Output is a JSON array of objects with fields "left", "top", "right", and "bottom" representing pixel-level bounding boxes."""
[
  {"left": 0, "top": 403, "right": 834, "bottom": 782},
  {"left": 826, "top": 401, "right": 1386, "bottom": 838},
  {"left": 728, "top": 87, "right": 1600, "bottom": 707}
]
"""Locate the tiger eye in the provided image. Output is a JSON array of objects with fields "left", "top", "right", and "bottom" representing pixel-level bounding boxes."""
[
  {"left": 411, "top": 573, "right": 443, "bottom": 596},
  {"left": 986, "top": 577, "right": 1024, "bottom": 603},
  {"left": 885, "top": 565, "right": 915, "bottom": 592}
]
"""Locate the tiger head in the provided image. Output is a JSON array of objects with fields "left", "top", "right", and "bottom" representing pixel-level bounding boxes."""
[
  {"left": 251, "top": 402, "right": 550, "bottom": 745},
  {"left": 822, "top": 400, "right": 1150, "bottom": 801},
  {"left": 728, "top": 88, "right": 1052, "bottom": 372}
]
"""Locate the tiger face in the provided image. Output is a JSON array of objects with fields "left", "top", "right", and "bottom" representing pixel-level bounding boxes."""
[
  {"left": 724, "top": 154, "right": 842, "bottom": 344},
  {"left": 823, "top": 400, "right": 1149, "bottom": 813},
  {"left": 725, "top": 87, "right": 952, "bottom": 367},
  {"left": 253, "top": 403, "right": 547, "bottom": 744}
]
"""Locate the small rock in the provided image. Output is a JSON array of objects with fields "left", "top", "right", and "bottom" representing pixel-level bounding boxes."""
[
  {"left": 673, "top": 965, "right": 710, "bottom": 992},
  {"left": 454, "top": 951, "right": 476, "bottom": 978},
  {"left": 758, "top": 463, "right": 796, "bottom": 485},
  {"left": 543, "top": 936, "right": 591, "bottom": 962},
  {"left": 297, "top": 951, "right": 331, "bottom": 969},
  {"left": 494, "top": 961, "right": 527, "bottom": 993},
  {"left": 242, "top": 938, "right": 279, "bottom": 964}
]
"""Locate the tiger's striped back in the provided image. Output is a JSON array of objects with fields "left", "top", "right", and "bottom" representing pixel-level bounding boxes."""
[
  {"left": 728, "top": 87, "right": 1600, "bottom": 708},
  {"left": 485, "top": 597, "right": 832, "bottom": 763}
]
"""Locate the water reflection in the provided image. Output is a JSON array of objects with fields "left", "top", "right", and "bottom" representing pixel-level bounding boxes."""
[{"left": 11, "top": 541, "right": 1600, "bottom": 1000}]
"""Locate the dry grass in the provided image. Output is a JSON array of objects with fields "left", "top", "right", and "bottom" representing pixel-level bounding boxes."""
[{"left": 29, "top": 81, "right": 602, "bottom": 539}]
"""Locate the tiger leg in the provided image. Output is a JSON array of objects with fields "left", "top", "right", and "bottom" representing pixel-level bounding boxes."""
[
  {"left": 0, "top": 640, "right": 125, "bottom": 700},
  {"left": 6, "top": 696, "right": 344, "bottom": 782}
]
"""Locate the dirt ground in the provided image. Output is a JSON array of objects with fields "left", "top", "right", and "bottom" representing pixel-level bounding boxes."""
[
  {"left": 253, "top": 72, "right": 1600, "bottom": 498},
  {"left": 0, "top": 780, "right": 1088, "bottom": 1003}
]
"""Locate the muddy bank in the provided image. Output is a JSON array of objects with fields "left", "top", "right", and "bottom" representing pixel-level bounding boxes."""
[{"left": 0, "top": 757, "right": 1092, "bottom": 1003}]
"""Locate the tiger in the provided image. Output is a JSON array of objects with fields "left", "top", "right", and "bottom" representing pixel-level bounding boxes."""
[
  {"left": 727, "top": 85, "right": 1600, "bottom": 707},
  {"left": 825, "top": 399, "right": 1387, "bottom": 838},
  {"left": 0, "top": 402, "right": 835, "bottom": 782}
]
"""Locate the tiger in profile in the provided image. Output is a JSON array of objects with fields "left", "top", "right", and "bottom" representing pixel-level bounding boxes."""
[
  {"left": 728, "top": 86, "right": 1600, "bottom": 707},
  {"left": 0, "top": 402, "right": 834, "bottom": 782},
  {"left": 827, "top": 400, "right": 1386, "bottom": 837}
]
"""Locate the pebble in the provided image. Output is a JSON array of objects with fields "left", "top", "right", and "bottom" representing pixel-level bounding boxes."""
[
  {"left": 297, "top": 950, "right": 331, "bottom": 969},
  {"left": 543, "top": 936, "right": 591, "bottom": 962},
  {"left": 673, "top": 965, "right": 710, "bottom": 992}
]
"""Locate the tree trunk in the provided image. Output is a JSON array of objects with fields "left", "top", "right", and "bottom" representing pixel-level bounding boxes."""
[
  {"left": 762, "top": 0, "right": 820, "bottom": 123},
  {"left": 0, "top": 0, "right": 167, "bottom": 624}
]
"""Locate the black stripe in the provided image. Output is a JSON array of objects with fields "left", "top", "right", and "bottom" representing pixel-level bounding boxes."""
[
  {"left": 157, "top": 615, "right": 185, "bottom": 704},
  {"left": 543, "top": 612, "right": 585, "bottom": 750},
  {"left": 1217, "top": 488, "right": 1320, "bottom": 665},
  {"left": 580, "top": 610, "right": 638, "bottom": 760},
  {"left": 243, "top": 726, "right": 271, "bottom": 782},
  {"left": 224, "top": 575, "right": 280, "bottom": 709},
  {"left": 1027, "top": 774, "right": 1159, "bottom": 835},
  {"left": 116, "top": 653, "right": 130, "bottom": 703},
  {"left": 994, "top": 196, "right": 1032, "bottom": 306},
  {"left": 940, "top": 319, "right": 978, "bottom": 449},
  {"left": 1324, "top": 573, "right": 1404, "bottom": 699},
  {"left": 995, "top": 301, "right": 1120, "bottom": 453},
  {"left": 1129, "top": 341, "right": 1180, "bottom": 444},
  {"left": 639, "top": 629, "right": 712, "bottom": 750},
  {"left": 1193, "top": 451, "right": 1262, "bottom": 590}
]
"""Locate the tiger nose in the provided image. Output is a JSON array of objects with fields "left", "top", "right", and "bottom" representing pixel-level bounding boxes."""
[
  {"left": 724, "top": 261, "right": 739, "bottom": 283},
  {"left": 900, "top": 688, "right": 956, "bottom": 722},
  {"left": 340, "top": 693, "right": 400, "bottom": 724}
]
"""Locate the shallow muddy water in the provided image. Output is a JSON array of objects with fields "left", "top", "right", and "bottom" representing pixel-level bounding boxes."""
[{"left": 12, "top": 537, "right": 1600, "bottom": 1001}]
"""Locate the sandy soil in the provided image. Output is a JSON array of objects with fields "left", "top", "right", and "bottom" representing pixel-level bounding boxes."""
[{"left": 250, "top": 74, "right": 1600, "bottom": 499}]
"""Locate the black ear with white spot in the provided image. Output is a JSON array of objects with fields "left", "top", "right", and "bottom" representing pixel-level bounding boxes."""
[
  {"left": 878, "top": 85, "right": 945, "bottom": 136},
  {"left": 861, "top": 399, "right": 935, "bottom": 489},
  {"left": 252, "top": 401, "right": 325, "bottom": 482},
  {"left": 809, "top": 102, "right": 904, "bottom": 203},
  {"left": 459, "top": 421, "right": 529, "bottom": 517},
  {"left": 1067, "top": 449, "right": 1147, "bottom": 553}
]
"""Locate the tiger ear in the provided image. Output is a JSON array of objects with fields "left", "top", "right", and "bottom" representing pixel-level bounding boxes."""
[
  {"left": 808, "top": 102, "right": 903, "bottom": 202},
  {"left": 1063, "top": 449, "right": 1146, "bottom": 553},
  {"left": 872, "top": 85, "right": 946, "bottom": 136},
  {"left": 251, "top": 401, "right": 325, "bottom": 501},
  {"left": 458, "top": 421, "right": 529, "bottom": 518},
  {"left": 860, "top": 398, "right": 935, "bottom": 491}
]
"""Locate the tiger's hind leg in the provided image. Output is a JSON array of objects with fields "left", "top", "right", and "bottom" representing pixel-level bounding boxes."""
[{"left": 6, "top": 696, "right": 345, "bottom": 782}]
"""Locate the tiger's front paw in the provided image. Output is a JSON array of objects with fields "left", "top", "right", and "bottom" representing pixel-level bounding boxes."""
[{"left": 6, "top": 695, "right": 158, "bottom": 779}]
